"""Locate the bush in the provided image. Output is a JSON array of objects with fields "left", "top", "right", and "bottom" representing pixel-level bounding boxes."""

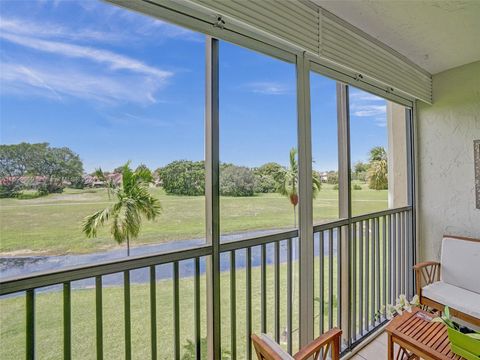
[
  {"left": 353, "top": 184, "right": 362, "bottom": 190},
  {"left": 253, "top": 174, "right": 278, "bottom": 193},
  {"left": 253, "top": 163, "right": 285, "bottom": 193},
  {"left": 326, "top": 171, "right": 338, "bottom": 184},
  {"left": 157, "top": 160, "right": 205, "bottom": 196},
  {"left": 70, "top": 177, "right": 86, "bottom": 189},
  {"left": 333, "top": 184, "right": 339, "bottom": 190},
  {"left": 37, "top": 182, "right": 64, "bottom": 195},
  {"left": 220, "top": 164, "right": 255, "bottom": 197},
  {"left": 0, "top": 179, "right": 22, "bottom": 198}
]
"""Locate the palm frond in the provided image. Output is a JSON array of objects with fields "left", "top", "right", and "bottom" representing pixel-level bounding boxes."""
[{"left": 82, "top": 206, "right": 114, "bottom": 238}]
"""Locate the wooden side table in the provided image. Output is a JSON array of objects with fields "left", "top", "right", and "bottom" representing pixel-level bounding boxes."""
[{"left": 385, "top": 307, "right": 466, "bottom": 360}]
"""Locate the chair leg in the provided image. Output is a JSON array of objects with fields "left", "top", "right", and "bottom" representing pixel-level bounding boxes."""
[{"left": 332, "top": 335, "right": 340, "bottom": 360}]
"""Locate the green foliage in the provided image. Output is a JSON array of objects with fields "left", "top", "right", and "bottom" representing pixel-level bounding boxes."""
[
  {"left": 0, "top": 142, "right": 83, "bottom": 196},
  {"left": 181, "top": 338, "right": 230, "bottom": 360},
  {"left": 326, "top": 171, "right": 338, "bottom": 185},
  {"left": 220, "top": 164, "right": 255, "bottom": 197},
  {"left": 333, "top": 184, "right": 339, "bottom": 190},
  {"left": 0, "top": 143, "right": 35, "bottom": 197},
  {"left": 37, "top": 182, "right": 64, "bottom": 195},
  {"left": 278, "top": 148, "right": 321, "bottom": 212},
  {"left": 135, "top": 164, "right": 152, "bottom": 178},
  {"left": 369, "top": 146, "right": 387, "bottom": 162},
  {"left": 83, "top": 163, "right": 161, "bottom": 254},
  {"left": 367, "top": 146, "right": 388, "bottom": 190},
  {"left": 353, "top": 184, "right": 362, "bottom": 190},
  {"left": 253, "top": 162, "right": 285, "bottom": 193},
  {"left": 70, "top": 176, "right": 86, "bottom": 189},
  {"left": 353, "top": 161, "right": 368, "bottom": 181},
  {"left": 0, "top": 180, "right": 21, "bottom": 198},
  {"left": 157, "top": 160, "right": 205, "bottom": 196}
]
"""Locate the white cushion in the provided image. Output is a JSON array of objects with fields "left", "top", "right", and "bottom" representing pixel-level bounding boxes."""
[
  {"left": 441, "top": 237, "right": 480, "bottom": 294},
  {"left": 260, "top": 334, "right": 294, "bottom": 360},
  {"left": 423, "top": 281, "right": 480, "bottom": 319}
]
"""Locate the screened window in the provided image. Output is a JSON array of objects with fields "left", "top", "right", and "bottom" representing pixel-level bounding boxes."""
[
  {"left": 310, "top": 73, "right": 340, "bottom": 223},
  {"left": 219, "top": 41, "right": 297, "bottom": 241},
  {"left": 0, "top": 0, "right": 206, "bottom": 276},
  {"left": 349, "top": 87, "right": 408, "bottom": 216}
]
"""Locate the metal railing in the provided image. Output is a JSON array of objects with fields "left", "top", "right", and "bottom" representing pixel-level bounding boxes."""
[
  {"left": 348, "top": 206, "right": 413, "bottom": 347},
  {"left": 0, "top": 207, "right": 413, "bottom": 359}
]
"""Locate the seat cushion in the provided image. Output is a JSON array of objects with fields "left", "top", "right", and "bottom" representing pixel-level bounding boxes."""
[
  {"left": 260, "top": 334, "right": 293, "bottom": 360},
  {"left": 441, "top": 237, "right": 480, "bottom": 293},
  {"left": 423, "top": 281, "right": 480, "bottom": 319}
]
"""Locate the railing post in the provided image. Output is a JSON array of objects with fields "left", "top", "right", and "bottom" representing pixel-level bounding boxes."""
[
  {"left": 297, "top": 52, "right": 314, "bottom": 349},
  {"left": 337, "top": 83, "right": 351, "bottom": 348},
  {"left": 205, "top": 35, "right": 221, "bottom": 360}
]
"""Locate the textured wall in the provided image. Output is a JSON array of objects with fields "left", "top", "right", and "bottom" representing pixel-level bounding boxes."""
[{"left": 417, "top": 61, "right": 480, "bottom": 261}]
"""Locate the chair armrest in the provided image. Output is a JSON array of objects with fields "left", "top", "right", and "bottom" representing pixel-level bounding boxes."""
[
  {"left": 413, "top": 261, "right": 441, "bottom": 297},
  {"left": 293, "top": 328, "right": 342, "bottom": 360},
  {"left": 413, "top": 261, "right": 440, "bottom": 270}
]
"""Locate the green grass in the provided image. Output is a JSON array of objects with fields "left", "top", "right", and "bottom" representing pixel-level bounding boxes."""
[
  {"left": 0, "top": 183, "right": 387, "bottom": 255},
  {"left": 0, "top": 257, "right": 342, "bottom": 360}
]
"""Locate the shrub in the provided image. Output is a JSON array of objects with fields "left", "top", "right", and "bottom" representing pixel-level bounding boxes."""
[
  {"left": 70, "top": 177, "right": 86, "bottom": 189},
  {"left": 37, "top": 182, "right": 64, "bottom": 195},
  {"left": 157, "top": 160, "right": 205, "bottom": 196},
  {"left": 353, "top": 184, "right": 362, "bottom": 190},
  {"left": 0, "top": 178, "right": 22, "bottom": 198},
  {"left": 253, "top": 174, "right": 278, "bottom": 193},
  {"left": 220, "top": 164, "right": 255, "bottom": 197},
  {"left": 333, "top": 184, "right": 339, "bottom": 190},
  {"left": 253, "top": 162, "right": 285, "bottom": 193},
  {"left": 326, "top": 171, "right": 338, "bottom": 184}
]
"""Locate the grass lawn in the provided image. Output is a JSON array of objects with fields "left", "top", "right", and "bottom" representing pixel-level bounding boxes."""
[
  {"left": 0, "top": 257, "right": 342, "bottom": 360},
  {"left": 0, "top": 183, "right": 387, "bottom": 255}
]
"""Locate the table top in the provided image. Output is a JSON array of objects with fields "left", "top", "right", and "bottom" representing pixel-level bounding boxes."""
[{"left": 386, "top": 307, "right": 466, "bottom": 360}]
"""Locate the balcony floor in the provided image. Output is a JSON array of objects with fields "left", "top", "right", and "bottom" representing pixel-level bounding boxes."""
[{"left": 351, "top": 332, "right": 388, "bottom": 360}]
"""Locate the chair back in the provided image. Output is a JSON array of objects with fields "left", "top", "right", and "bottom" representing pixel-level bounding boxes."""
[
  {"left": 441, "top": 235, "right": 480, "bottom": 294},
  {"left": 251, "top": 334, "right": 294, "bottom": 360}
]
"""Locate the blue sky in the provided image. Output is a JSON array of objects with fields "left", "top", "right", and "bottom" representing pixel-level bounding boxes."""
[{"left": 0, "top": 0, "right": 387, "bottom": 173}]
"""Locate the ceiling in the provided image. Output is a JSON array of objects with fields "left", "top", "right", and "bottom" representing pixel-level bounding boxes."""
[{"left": 311, "top": 0, "right": 480, "bottom": 75}]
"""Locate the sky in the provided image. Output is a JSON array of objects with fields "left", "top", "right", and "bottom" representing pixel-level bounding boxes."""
[{"left": 0, "top": 0, "right": 388, "bottom": 173}]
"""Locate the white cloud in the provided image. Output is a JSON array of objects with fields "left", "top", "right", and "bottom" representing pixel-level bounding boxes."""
[
  {"left": 351, "top": 105, "right": 387, "bottom": 117},
  {"left": 244, "top": 81, "right": 290, "bottom": 95},
  {"left": 349, "top": 89, "right": 387, "bottom": 127},
  {"left": 1, "top": 33, "right": 172, "bottom": 80},
  {"left": 349, "top": 89, "right": 383, "bottom": 102},
  {"left": 0, "top": 17, "right": 124, "bottom": 43},
  {"left": 0, "top": 62, "right": 162, "bottom": 105}
]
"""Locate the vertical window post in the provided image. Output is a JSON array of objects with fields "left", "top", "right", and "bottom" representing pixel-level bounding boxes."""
[
  {"left": 405, "top": 107, "right": 416, "bottom": 297},
  {"left": 297, "top": 53, "right": 314, "bottom": 348},
  {"left": 205, "top": 36, "right": 221, "bottom": 360},
  {"left": 337, "top": 83, "right": 351, "bottom": 347}
]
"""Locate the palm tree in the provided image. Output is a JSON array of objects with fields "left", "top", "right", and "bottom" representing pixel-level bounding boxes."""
[
  {"left": 278, "top": 147, "right": 321, "bottom": 343},
  {"left": 83, "top": 162, "right": 161, "bottom": 256},
  {"left": 367, "top": 146, "right": 388, "bottom": 190},
  {"left": 278, "top": 148, "right": 322, "bottom": 227}
]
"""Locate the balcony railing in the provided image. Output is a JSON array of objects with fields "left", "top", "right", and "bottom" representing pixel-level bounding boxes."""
[{"left": 0, "top": 206, "right": 413, "bottom": 359}]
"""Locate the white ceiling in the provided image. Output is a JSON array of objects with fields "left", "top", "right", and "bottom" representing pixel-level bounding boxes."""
[{"left": 311, "top": 0, "right": 480, "bottom": 75}]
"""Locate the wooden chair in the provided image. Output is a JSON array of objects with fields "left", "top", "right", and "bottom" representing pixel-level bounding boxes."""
[
  {"left": 413, "top": 235, "right": 480, "bottom": 326},
  {"left": 251, "top": 328, "right": 341, "bottom": 360}
]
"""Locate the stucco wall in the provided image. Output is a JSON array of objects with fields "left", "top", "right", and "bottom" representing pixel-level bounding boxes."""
[{"left": 416, "top": 60, "right": 480, "bottom": 261}]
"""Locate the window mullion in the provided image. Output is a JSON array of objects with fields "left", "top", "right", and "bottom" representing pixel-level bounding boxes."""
[{"left": 205, "top": 36, "right": 221, "bottom": 360}]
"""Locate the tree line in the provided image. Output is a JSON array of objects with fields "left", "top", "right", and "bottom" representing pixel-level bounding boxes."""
[{"left": 0, "top": 142, "right": 388, "bottom": 199}]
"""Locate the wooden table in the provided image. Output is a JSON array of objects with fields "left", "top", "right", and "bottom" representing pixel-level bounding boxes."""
[{"left": 386, "top": 307, "right": 466, "bottom": 360}]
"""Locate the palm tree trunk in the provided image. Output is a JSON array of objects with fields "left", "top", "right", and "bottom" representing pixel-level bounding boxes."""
[
  {"left": 127, "top": 237, "right": 130, "bottom": 257},
  {"left": 293, "top": 205, "right": 297, "bottom": 228}
]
